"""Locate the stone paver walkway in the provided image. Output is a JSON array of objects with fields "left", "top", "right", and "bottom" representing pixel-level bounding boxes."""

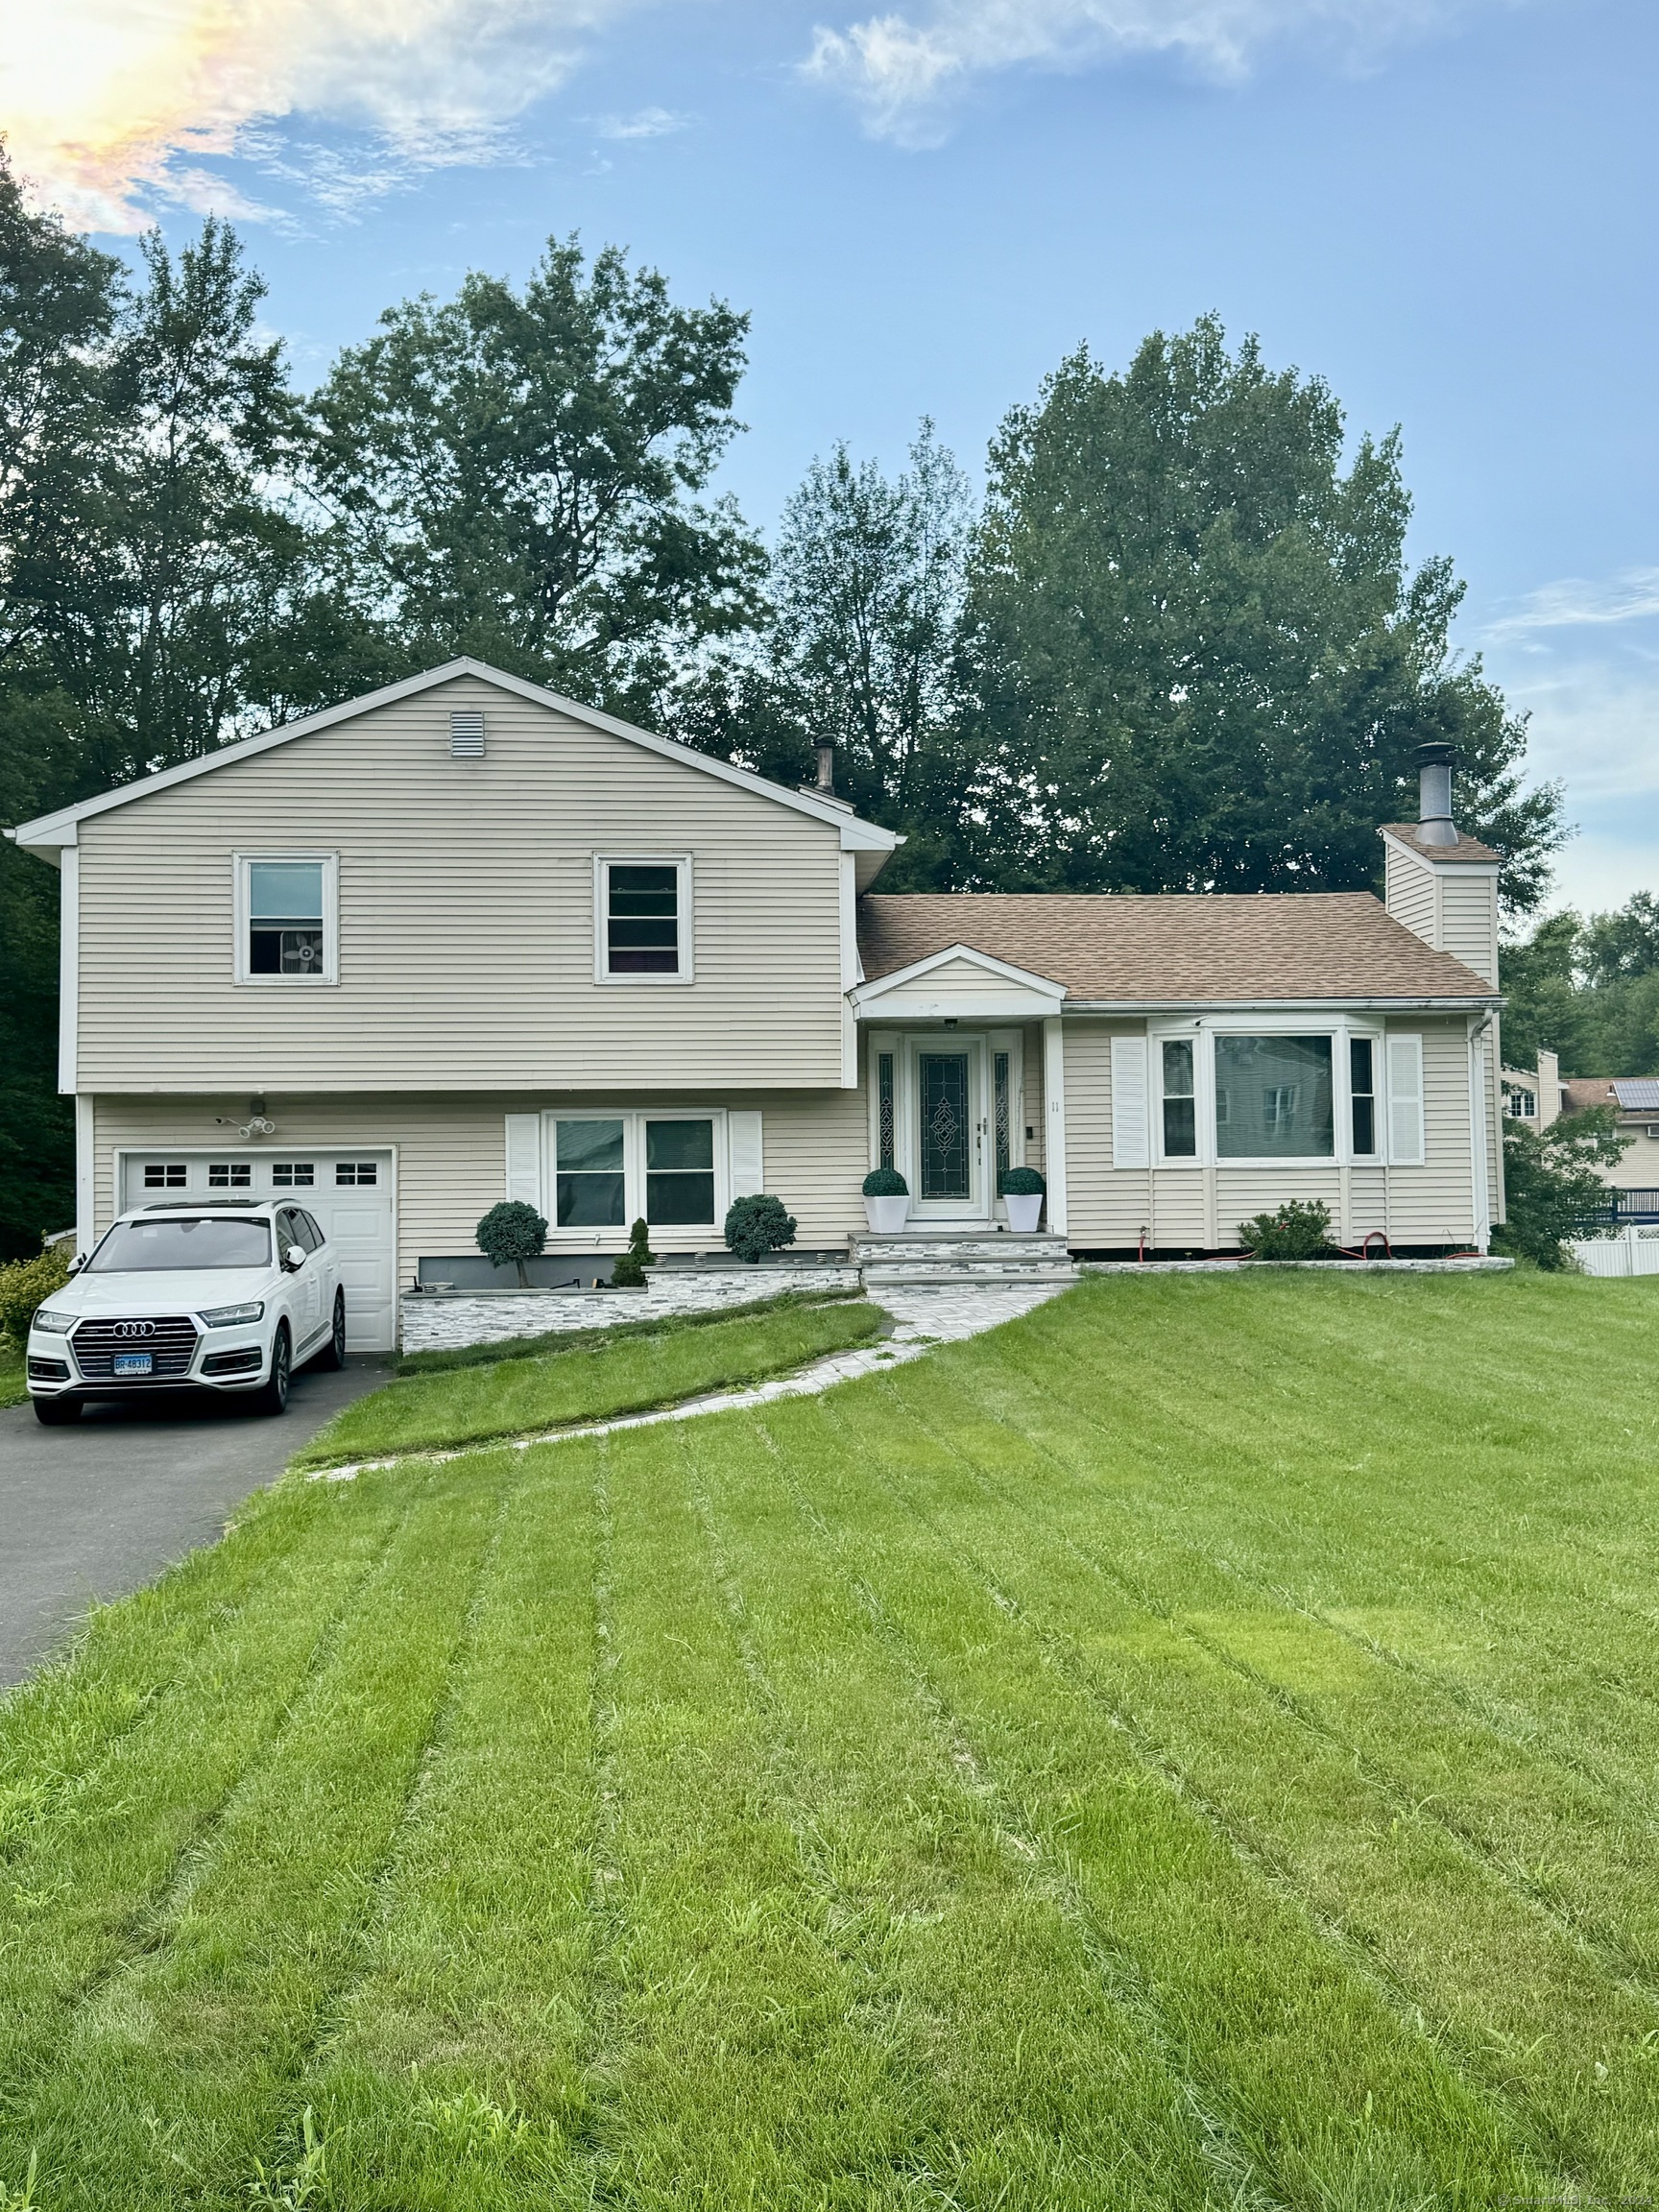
[{"left": 312, "top": 1283, "right": 1069, "bottom": 1482}]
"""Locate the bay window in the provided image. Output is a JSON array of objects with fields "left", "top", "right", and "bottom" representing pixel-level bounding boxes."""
[
  {"left": 1214, "top": 1036, "right": 1334, "bottom": 1159},
  {"left": 1148, "top": 1025, "right": 1389, "bottom": 1164},
  {"left": 1161, "top": 1040, "right": 1197, "bottom": 1158},
  {"left": 1350, "top": 1038, "right": 1379, "bottom": 1156}
]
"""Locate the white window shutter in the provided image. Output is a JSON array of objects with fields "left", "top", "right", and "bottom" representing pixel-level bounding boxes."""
[
  {"left": 504, "top": 1114, "right": 542, "bottom": 1210},
  {"left": 1386, "top": 1035, "right": 1425, "bottom": 1165},
  {"left": 1111, "top": 1036, "right": 1150, "bottom": 1168},
  {"left": 729, "top": 1111, "right": 764, "bottom": 1197}
]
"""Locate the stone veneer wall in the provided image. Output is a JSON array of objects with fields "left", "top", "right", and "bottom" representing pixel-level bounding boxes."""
[{"left": 399, "top": 1265, "right": 863, "bottom": 1353}]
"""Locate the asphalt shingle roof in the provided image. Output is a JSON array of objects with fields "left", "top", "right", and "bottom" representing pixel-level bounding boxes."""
[{"left": 856, "top": 892, "right": 1498, "bottom": 1004}]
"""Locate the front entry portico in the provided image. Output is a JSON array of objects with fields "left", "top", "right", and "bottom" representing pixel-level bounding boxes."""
[{"left": 868, "top": 1028, "right": 1024, "bottom": 1224}]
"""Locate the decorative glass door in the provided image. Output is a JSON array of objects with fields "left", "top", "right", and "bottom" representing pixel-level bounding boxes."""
[{"left": 918, "top": 1052, "right": 973, "bottom": 1201}]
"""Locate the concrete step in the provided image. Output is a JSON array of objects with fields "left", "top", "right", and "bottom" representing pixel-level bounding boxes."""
[
  {"left": 861, "top": 1267, "right": 1077, "bottom": 1290},
  {"left": 854, "top": 1236, "right": 1071, "bottom": 1263}
]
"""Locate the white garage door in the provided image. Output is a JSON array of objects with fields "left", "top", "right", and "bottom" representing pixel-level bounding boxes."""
[{"left": 118, "top": 1149, "right": 397, "bottom": 1351}]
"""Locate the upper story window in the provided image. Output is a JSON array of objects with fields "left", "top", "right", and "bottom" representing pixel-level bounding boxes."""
[
  {"left": 596, "top": 856, "right": 691, "bottom": 982},
  {"left": 1503, "top": 1084, "right": 1537, "bottom": 1120},
  {"left": 235, "top": 853, "right": 338, "bottom": 986}
]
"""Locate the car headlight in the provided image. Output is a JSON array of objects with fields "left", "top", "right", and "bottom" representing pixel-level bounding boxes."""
[
  {"left": 33, "top": 1307, "right": 74, "bottom": 1334},
  {"left": 200, "top": 1301, "right": 265, "bottom": 1328}
]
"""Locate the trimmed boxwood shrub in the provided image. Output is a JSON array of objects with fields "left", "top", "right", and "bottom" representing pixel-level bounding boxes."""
[
  {"left": 611, "top": 1217, "right": 657, "bottom": 1288},
  {"left": 862, "top": 1167, "right": 908, "bottom": 1197},
  {"left": 1238, "top": 1199, "right": 1334, "bottom": 1261},
  {"left": 475, "top": 1200, "right": 548, "bottom": 1286},
  {"left": 725, "top": 1193, "right": 798, "bottom": 1263},
  {"left": 999, "top": 1166, "right": 1046, "bottom": 1196}
]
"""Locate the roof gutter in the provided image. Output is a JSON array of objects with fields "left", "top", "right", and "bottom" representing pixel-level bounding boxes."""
[{"left": 1061, "top": 995, "right": 1504, "bottom": 1014}]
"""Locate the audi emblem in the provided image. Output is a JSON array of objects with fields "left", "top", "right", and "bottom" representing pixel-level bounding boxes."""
[{"left": 112, "top": 1319, "right": 156, "bottom": 1338}]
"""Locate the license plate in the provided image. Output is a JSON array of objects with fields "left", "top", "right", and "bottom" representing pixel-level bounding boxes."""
[{"left": 112, "top": 1352, "right": 153, "bottom": 1377}]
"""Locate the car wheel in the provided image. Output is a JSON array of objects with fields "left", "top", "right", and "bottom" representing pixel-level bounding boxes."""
[
  {"left": 33, "top": 1394, "right": 83, "bottom": 1426},
  {"left": 252, "top": 1324, "right": 291, "bottom": 1415},
  {"left": 317, "top": 1288, "right": 347, "bottom": 1371}
]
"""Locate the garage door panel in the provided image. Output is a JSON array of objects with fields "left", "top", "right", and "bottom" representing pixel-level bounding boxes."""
[{"left": 118, "top": 1148, "right": 396, "bottom": 1353}]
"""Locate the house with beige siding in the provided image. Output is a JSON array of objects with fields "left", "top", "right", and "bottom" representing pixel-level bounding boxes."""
[{"left": 7, "top": 661, "right": 1505, "bottom": 1347}]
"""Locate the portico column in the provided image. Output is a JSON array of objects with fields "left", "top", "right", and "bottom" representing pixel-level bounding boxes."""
[{"left": 1043, "top": 1016, "right": 1068, "bottom": 1237}]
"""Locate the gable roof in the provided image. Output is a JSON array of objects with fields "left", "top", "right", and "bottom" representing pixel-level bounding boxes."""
[
  {"left": 5, "top": 658, "right": 901, "bottom": 872},
  {"left": 857, "top": 892, "right": 1500, "bottom": 1006}
]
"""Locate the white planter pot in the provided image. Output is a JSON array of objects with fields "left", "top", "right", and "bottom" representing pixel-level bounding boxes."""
[
  {"left": 1005, "top": 1192, "right": 1045, "bottom": 1234},
  {"left": 864, "top": 1194, "right": 910, "bottom": 1234}
]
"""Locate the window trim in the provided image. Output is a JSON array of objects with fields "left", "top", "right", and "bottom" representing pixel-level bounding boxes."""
[
  {"left": 593, "top": 854, "right": 694, "bottom": 986},
  {"left": 233, "top": 850, "right": 339, "bottom": 987},
  {"left": 546, "top": 1107, "right": 727, "bottom": 1238},
  {"left": 1148, "top": 1018, "right": 1392, "bottom": 1168}
]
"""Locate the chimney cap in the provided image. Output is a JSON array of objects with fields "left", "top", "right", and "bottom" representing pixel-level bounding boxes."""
[{"left": 1416, "top": 739, "right": 1456, "bottom": 768}]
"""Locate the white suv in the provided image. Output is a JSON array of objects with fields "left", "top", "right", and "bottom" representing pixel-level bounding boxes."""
[{"left": 26, "top": 1200, "right": 345, "bottom": 1426}]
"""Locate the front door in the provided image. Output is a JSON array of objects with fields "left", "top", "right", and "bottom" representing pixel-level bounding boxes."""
[{"left": 908, "top": 1038, "right": 988, "bottom": 1219}]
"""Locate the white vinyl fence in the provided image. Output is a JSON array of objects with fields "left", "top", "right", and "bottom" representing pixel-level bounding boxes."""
[{"left": 1569, "top": 1225, "right": 1659, "bottom": 1277}]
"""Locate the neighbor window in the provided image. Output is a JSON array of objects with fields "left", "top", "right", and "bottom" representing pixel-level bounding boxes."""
[
  {"left": 1350, "top": 1039, "right": 1378, "bottom": 1155},
  {"left": 236, "top": 853, "right": 337, "bottom": 985},
  {"left": 645, "top": 1119, "right": 715, "bottom": 1224},
  {"left": 555, "top": 1118, "right": 627, "bottom": 1228},
  {"left": 598, "top": 858, "right": 688, "bottom": 979},
  {"left": 1161, "top": 1039, "right": 1197, "bottom": 1158},
  {"left": 1214, "top": 1036, "right": 1334, "bottom": 1158}
]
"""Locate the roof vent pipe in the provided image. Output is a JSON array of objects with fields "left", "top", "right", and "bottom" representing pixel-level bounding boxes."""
[
  {"left": 1416, "top": 740, "right": 1457, "bottom": 847},
  {"left": 814, "top": 741, "right": 835, "bottom": 796}
]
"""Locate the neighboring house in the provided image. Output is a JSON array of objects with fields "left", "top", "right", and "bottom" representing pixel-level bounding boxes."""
[
  {"left": 7, "top": 661, "right": 1505, "bottom": 1349},
  {"left": 1554, "top": 1076, "right": 1659, "bottom": 1205},
  {"left": 1502, "top": 1047, "right": 1563, "bottom": 1128}
]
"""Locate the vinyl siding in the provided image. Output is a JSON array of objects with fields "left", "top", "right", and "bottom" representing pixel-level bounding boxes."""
[
  {"left": 1384, "top": 843, "right": 1437, "bottom": 947},
  {"left": 1437, "top": 874, "right": 1500, "bottom": 986},
  {"left": 74, "top": 677, "right": 847, "bottom": 1094},
  {"left": 89, "top": 1086, "right": 872, "bottom": 1285},
  {"left": 1060, "top": 1016, "right": 1479, "bottom": 1250}
]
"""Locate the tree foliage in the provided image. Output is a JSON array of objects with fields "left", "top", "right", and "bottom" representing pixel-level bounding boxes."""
[
  {"left": 960, "top": 318, "right": 1564, "bottom": 907},
  {"left": 311, "top": 240, "right": 764, "bottom": 722},
  {"left": 1492, "top": 1109, "right": 1627, "bottom": 1270},
  {"left": 1501, "top": 893, "right": 1659, "bottom": 1078}
]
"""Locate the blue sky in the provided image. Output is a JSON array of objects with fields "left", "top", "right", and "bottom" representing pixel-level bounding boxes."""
[{"left": 10, "top": 0, "right": 1656, "bottom": 913}]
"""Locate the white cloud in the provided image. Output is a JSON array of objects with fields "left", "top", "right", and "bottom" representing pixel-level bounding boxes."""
[
  {"left": 1, "top": 0, "right": 642, "bottom": 232},
  {"left": 594, "top": 105, "right": 691, "bottom": 137},
  {"left": 1479, "top": 567, "right": 1659, "bottom": 643},
  {"left": 803, "top": 0, "right": 1497, "bottom": 144}
]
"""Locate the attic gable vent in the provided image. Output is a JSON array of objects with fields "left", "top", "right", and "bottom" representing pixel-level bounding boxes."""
[{"left": 449, "top": 709, "right": 486, "bottom": 758}]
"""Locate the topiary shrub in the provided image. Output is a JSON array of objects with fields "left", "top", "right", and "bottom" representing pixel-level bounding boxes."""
[
  {"left": 999, "top": 1166, "right": 1046, "bottom": 1196},
  {"left": 862, "top": 1167, "right": 908, "bottom": 1197},
  {"left": 725, "top": 1193, "right": 798, "bottom": 1263},
  {"left": 1238, "top": 1199, "right": 1335, "bottom": 1261},
  {"left": 610, "top": 1217, "right": 657, "bottom": 1288},
  {"left": 0, "top": 1239, "right": 74, "bottom": 1347},
  {"left": 475, "top": 1200, "right": 548, "bottom": 1287}
]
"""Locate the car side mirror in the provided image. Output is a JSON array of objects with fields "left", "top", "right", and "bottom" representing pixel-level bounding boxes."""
[
  {"left": 66, "top": 1254, "right": 83, "bottom": 1274},
  {"left": 284, "top": 1243, "right": 306, "bottom": 1271}
]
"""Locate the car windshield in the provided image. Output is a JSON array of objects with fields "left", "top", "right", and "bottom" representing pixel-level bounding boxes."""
[{"left": 87, "top": 1217, "right": 273, "bottom": 1272}]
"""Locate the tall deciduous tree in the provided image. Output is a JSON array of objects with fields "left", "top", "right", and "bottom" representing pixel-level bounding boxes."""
[
  {"left": 961, "top": 317, "right": 1564, "bottom": 908},
  {"left": 310, "top": 240, "right": 764, "bottom": 721}
]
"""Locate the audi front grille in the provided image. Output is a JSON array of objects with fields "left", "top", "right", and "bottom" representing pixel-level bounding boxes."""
[{"left": 70, "top": 1316, "right": 200, "bottom": 1380}]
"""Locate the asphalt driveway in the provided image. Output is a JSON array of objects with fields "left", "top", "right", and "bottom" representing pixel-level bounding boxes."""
[{"left": 0, "top": 1356, "right": 391, "bottom": 1688}]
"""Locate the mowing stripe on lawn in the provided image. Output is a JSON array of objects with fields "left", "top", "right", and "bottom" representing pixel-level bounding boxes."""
[
  {"left": 7, "top": 1457, "right": 509, "bottom": 2212},
  {"left": 680, "top": 1413, "right": 1250, "bottom": 2210},
  {"left": 572, "top": 1421, "right": 945, "bottom": 2209},
  {"left": 0, "top": 1475, "right": 411, "bottom": 2146},
  {"left": 284, "top": 1447, "right": 601, "bottom": 2211},
  {"left": 854, "top": 1358, "right": 1659, "bottom": 2197},
  {"left": 942, "top": 1345, "right": 1659, "bottom": 1984},
  {"left": 764, "top": 1382, "right": 1551, "bottom": 2210}
]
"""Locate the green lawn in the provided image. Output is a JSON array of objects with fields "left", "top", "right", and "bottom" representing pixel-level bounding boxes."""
[
  {"left": 293, "top": 1296, "right": 886, "bottom": 1467},
  {"left": 5, "top": 1270, "right": 1659, "bottom": 2207}
]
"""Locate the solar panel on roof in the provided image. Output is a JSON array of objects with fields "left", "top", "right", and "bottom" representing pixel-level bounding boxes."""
[{"left": 1611, "top": 1079, "right": 1659, "bottom": 1110}]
